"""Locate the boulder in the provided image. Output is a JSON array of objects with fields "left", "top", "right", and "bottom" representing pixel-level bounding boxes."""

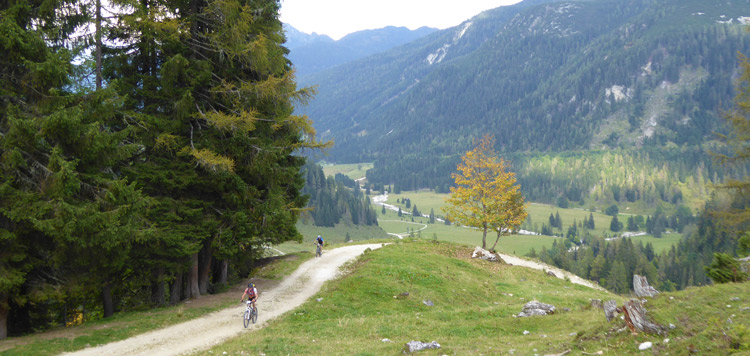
[
  {"left": 403, "top": 341, "right": 440, "bottom": 353},
  {"left": 471, "top": 247, "right": 503, "bottom": 262},
  {"left": 633, "top": 275, "right": 659, "bottom": 297},
  {"left": 518, "top": 301, "right": 556, "bottom": 317}
]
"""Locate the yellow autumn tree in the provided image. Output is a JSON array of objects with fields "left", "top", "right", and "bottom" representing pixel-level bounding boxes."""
[{"left": 444, "top": 135, "right": 527, "bottom": 250}]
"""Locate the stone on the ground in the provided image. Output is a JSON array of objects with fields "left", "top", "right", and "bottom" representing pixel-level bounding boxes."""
[
  {"left": 403, "top": 341, "right": 441, "bottom": 353},
  {"left": 546, "top": 270, "right": 557, "bottom": 277},
  {"left": 423, "top": 300, "right": 434, "bottom": 307},
  {"left": 590, "top": 299, "right": 603, "bottom": 309},
  {"left": 638, "top": 341, "right": 652, "bottom": 350},
  {"left": 471, "top": 246, "right": 503, "bottom": 262},
  {"left": 518, "top": 301, "right": 556, "bottom": 317}
]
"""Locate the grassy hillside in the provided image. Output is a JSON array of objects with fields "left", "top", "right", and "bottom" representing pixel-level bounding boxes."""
[{"left": 200, "top": 241, "right": 750, "bottom": 355}]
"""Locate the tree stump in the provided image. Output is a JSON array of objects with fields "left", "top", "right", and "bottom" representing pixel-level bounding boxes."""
[
  {"left": 604, "top": 300, "right": 618, "bottom": 322},
  {"left": 633, "top": 275, "right": 659, "bottom": 297},
  {"left": 622, "top": 299, "right": 665, "bottom": 335}
]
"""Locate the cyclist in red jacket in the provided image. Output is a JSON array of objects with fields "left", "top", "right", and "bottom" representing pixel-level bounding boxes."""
[{"left": 240, "top": 282, "right": 258, "bottom": 309}]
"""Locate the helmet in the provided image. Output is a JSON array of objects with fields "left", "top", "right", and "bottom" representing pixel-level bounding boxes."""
[
  {"left": 248, "top": 283, "right": 254, "bottom": 288},
  {"left": 317, "top": 235, "right": 321, "bottom": 238}
]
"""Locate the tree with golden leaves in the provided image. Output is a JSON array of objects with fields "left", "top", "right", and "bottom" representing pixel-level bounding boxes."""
[{"left": 444, "top": 135, "right": 527, "bottom": 250}]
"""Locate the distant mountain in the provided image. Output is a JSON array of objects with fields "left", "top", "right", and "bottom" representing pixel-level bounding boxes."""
[
  {"left": 296, "top": 0, "right": 750, "bottom": 205},
  {"left": 283, "top": 24, "right": 334, "bottom": 51},
  {"left": 284, "top": 25, "right": 438, "bottom": 77}
]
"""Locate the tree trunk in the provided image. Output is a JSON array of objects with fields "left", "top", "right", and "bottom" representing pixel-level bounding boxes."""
[
  {"left": 188, "top": 253, "right": 201, "bottom": 299},
  {"left": 0, "top": 294, "right": 8, "bottom": 340},
  {"left": 198, "top": 239, "right": 212, "bottom": 295},
  {"left": 95, "top": 0, "right": 102, "bottom": 89},
  {"left": 622, "top": 299, "right": 665, "bottom": 335},
  {"left": 102, "top": 283, "right": 114, "bottom": 318},
  {"left": 481, "top": 223, "right": 487, "bottom": 249},
  {"left": 169, "top": 271, "right": 183, "bottom": 305},
  {"left": 151, "top": 267, "right": 166, "bottom": 306},
  {"left": 491, "top": 230, "right": 502, "bottom": 251},
  {"left": 218, "top": 260, "right": 228, "bottom": 285},
  {"left": 604, "top": 300, "right": 618, "bottom": 322},
  {"left": 633, "top": 275, "right": 659, "bottom": 297}
]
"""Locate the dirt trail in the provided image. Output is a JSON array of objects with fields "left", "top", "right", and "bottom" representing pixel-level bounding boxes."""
[
  {"left": 497, "top": 253, "right": 605, "bottom": 291},
  {"left": 62, "top": 244, "right": 385, "bottom": 356}
]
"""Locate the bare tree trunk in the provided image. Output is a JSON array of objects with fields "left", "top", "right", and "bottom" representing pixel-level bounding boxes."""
[
  {"left": 169, "top": 271, "right": 183, "bottom": 305},
  {"left": 187, "top": 253, "right": 200, "bottom": 299},
  {"left": 151, "top": 267, "right": 165, "bottom": 306},
  {"left": 622, "top": 299, "right": 665, "bottom": 335},
  {"left": 198, "top": 239, "right": 212, "bottom": 295},
  {"left": 633, "top": 275, "right": 659, "bottom": 297},
  {"left": 482, "top": 223, "right": 487, "bottom": 249},
  {"left": 491, "top": 230, "right": 502, "bottom": 251},
  {"left": 95, "top": 0, "right": 102, "bottom": 90},
  {"left": 0, "top": 294, "right": 8, "bottom": 340},
  {"left": 218, "top": 260, "right": 228, "bottom": 285},
  {"left": 102, "top": 283, "right": 114, "bottom": 318}
]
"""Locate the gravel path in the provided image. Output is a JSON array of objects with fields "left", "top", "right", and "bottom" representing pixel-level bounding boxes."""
[
  {"left": 62, "top": 244, "right": 385, "bottom": 356},
  {"left": 497, "top": 253, "right": 604, "bottom": 291}
]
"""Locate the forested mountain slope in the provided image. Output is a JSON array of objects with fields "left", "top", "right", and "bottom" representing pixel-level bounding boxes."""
[
  {"left": 299, "top": 0, "right": 750, "bottom": 206},
  {"left": 284, "top": 25, "right": 437, "bottom": 77}
]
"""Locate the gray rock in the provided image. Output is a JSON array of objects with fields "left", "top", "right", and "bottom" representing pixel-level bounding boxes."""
[
  {"left": 731, "top": 297, "right": 741, "bottom": 301},
  {"left": 471, "top": 246, "right": 502, "bottom": 262},
  {"left": 638, "top": 342, "right": 653, "bottom": 350},
  {"left": 316, "top": 298, "right": 323, "bottom": 302},
  {"left": 403, "top": 341, "right": 440, "bottom": 353},
  {"left": 423, "top": 300, "right": 434, "bottom": 307},
  {"left": 546, "top": 270, "right": 557, "bottom": 277},
  {"left": 518, "top": 301, "right": 556, "bottom": 317}
]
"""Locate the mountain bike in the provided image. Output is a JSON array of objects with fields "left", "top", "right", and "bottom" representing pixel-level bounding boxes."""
[
  {"left": 243, "top": 301, "right": 258, "bottom": 327},
  {"left": 315, "top": 243, "right": 322, "bottom": 257}
]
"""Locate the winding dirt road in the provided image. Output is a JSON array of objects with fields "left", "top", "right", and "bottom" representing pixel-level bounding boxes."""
[{"left": 62, "top": 244, "right": 385, "bottom": 356}]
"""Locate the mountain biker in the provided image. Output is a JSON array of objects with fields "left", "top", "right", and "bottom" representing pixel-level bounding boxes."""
[
  {"left": 315, "top": 235, "right": 324, "bottom": 257},
  {"left": 240, "top": 282, "right": 258, "bottom": 309}
]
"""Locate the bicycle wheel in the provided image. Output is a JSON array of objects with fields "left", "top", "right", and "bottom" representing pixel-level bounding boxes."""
[
  {"left": 243, "top": 309, "right": 250, "bottom": 328},
  {"left": 251, "top": 307, "right": 258, "bottom": 324}
]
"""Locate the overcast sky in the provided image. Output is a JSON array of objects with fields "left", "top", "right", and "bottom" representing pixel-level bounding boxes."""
[{"left": 279, "top": 0, "right": 522, "bottom": 40}]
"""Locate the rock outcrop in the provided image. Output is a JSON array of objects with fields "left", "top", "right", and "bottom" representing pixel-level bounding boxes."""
[{"left": 518, "top": 301, "right": 556, "bottom": 317}]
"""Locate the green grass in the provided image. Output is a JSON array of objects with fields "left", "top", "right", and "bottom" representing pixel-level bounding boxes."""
[
  {"left": 201, "top": 240, "right": 750, "bottom": 355},
  {"left": 0, "top": 254, "right": 311, "bottom": 356},
  {"left": 199, "top": 241, "right": 621, "bottom": 355},
  {"left": 628, "top": 232, "right": 683, "bottom": 253},
  {"left": 273, "top": 221, "right": 389, "bottom": 255},
  {"left": 381, "top": 190, "right": 682, "bottom": 254},
  {"left": 320, "top": 162, "right": 373, "bottom": 180}
]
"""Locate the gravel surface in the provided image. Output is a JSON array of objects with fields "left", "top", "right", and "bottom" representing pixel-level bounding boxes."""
[{"left": 62, "top": 244, "right": 385, "bottom": 356}]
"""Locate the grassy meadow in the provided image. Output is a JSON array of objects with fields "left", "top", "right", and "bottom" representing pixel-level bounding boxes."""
[
  {"left": 200, "top": 241, "right": 750, "bottom": 355},
  {"left": 380, "top": 190, "right": 682, "bottom": 254}
]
